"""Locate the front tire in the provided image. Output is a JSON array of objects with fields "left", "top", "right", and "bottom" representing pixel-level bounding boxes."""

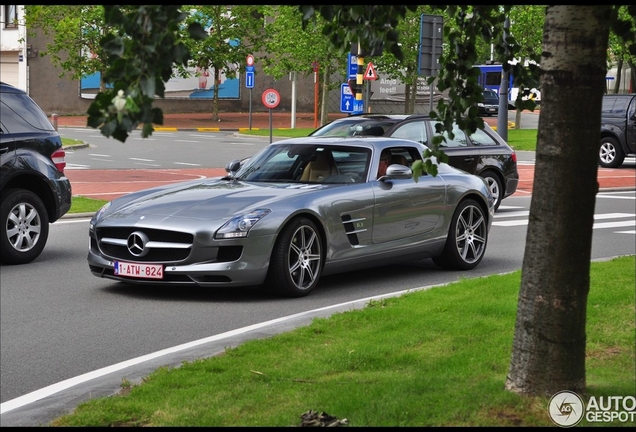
[
  {"left": 266, "top": 217, "right": 323, "bottom": 297},
  {"left": 1, "top": 189, "right": 50, "bottom": 265},
  {"left": 433, "top": 199, "right": 488, "bottom": 270},
  {"left": 480, "top": 170, "right": 503, "bottom": 211},
  {"left": 598, "top": 137, "right": 625, "bottom": 168}
]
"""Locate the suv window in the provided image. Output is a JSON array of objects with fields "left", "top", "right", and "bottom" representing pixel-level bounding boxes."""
[
  {"left": 601, "top": 96, "right": 631, "bottom": 115},
  {"left": 0, "top": 92, "right": 56, "bottom": 133},
  {"left": 469, "top": 128, "right": 499, "bottom": 146},
  {"left": 391, "top": 121, "right": 428, "bottom": 144},
  {"left": 431, "top": 122, "right": 468, "bottom": 148}
]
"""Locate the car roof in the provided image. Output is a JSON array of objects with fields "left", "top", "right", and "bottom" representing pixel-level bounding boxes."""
[
  {"left": 331, "top": 113, "right": 431, "bottom": 122},
  {"left": 0, "top": 81, "right": 25, "bottom": 94},
  {"left": 271, "top": 136, "right": 428, "bottom": 153}
]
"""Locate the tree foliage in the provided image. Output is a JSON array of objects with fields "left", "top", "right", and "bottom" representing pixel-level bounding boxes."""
[
  {"left": 23, "top": 5, "right": 107, "bottom": 83},
  {"left": 178, "top": 5, "right": 266, "bottom": 122},
  {"left": 85, "top": 5, "right": 206, "bottom": 142},
  {"left": 260, "top": 5, "right": 346, "bottom": 125}
]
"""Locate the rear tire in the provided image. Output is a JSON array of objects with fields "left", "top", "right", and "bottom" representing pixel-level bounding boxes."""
[
  {"left": 598, "top": 137, "right": 625, "bottom": 168},
  {"left": 433, "top": 199, "right": 488, "bottom": 270},
  {"left": 266, "top": 217, "right": 323, "bottom": 297},
  {"left": 1, "top": 189, "right": 50, "bottom": 265},
  {"left": 480, "top": 170, "right": 503, "bottom": 211}
]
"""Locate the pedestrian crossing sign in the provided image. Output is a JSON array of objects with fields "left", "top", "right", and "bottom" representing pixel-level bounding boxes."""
[{"left": 364, "top": 62, "right": 378, "bottom": 81}]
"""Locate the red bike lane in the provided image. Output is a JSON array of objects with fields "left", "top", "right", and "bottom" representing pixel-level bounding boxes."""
[{"left": 65, "top": 164, "right": 634, "bottom": 202}]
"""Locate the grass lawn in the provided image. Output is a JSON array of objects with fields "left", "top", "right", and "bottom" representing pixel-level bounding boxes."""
[{"left": 49, "top": 255, "right": 635, "bottom": 427}]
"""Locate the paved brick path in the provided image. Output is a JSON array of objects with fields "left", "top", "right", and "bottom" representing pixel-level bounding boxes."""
[{"left": 65, "top": 164, "right": 635, "bottom": 203}]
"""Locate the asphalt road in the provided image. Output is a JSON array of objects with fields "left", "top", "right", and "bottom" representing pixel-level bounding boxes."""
[{"left": 1, "top": 190, "right": 634, "bottom": 426}]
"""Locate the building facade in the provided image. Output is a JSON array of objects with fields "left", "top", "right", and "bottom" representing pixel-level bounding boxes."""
[{"left": 0, "top": 4, "right": 27, "bottom": 91}]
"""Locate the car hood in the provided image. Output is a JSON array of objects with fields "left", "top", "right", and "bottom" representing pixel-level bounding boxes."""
[{"left": 99, "top": 178, "right": 329, "bottom": 223}]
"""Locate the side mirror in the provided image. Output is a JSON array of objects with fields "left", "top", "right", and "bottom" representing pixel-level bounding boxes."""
[
  {"left": 225, "top": 159, "right": 242, "bottom": 173},
  {"left": 379, "top": 164, "right": 412, "bottom": 181}
]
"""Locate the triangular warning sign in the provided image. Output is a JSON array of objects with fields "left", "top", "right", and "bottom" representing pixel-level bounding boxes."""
[{"left": 364, "top": 62, "right": 378, "bottom": 80}]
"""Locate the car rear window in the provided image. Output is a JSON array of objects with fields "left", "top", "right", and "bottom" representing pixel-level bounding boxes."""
[
  {"left": 311, "top": 119, "right": 393, "bottom": 137},
  {"left": 0, "top": 92, "right": 56, "bottom": 133}
]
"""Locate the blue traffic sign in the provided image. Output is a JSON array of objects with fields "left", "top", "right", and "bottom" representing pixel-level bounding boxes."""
[
  {"left": 353, "top": 99, "right": 364, "bottom": 114},
  {"left": 340, "top": 83, "right": 354, "bottom": 113},
  {"left": 348, "top": 53, "right": 358, "bottom": 79},
  {"left": 245, "top": 71, "right": 254, "bottom": 88}
]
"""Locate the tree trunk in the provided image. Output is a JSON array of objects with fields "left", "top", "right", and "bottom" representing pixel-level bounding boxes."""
[
  {"left": 409, "top": 72, "right": 417, "bottom": 114},
  {"left": 515, "top": 107, "right": 522, "bottom": 129},
  {"left": 320, "top": 64, "right": 331, "bottom": 126},
  {"left": 505, "top": 5, "right": 612, "bottom": 396},
  {"left": 613, "top": 58, "right": 623, "bottom": 94},
  {"left": 212, "top": 67, "right": 220, "bottom": 122},
  {"left": 628, "top": 60, "right": 636, "bottom": 94}
]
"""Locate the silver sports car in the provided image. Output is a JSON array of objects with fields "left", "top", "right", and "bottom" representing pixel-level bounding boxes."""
[{"left": 87, "top": 137, "right": 495, "bottom": 297}]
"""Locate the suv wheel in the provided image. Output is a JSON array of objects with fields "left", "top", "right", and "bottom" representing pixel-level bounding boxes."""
[
  {"left": 598, "top": 137, "right": 625, "bottom": 168},
  {"left": 0, "top": 189, "right": 50, "bottom": 265}
]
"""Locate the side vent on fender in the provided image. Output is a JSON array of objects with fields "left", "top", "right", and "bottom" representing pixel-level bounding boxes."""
[{"left": 341, "top": 214, "right": 367, "bottom": 246}]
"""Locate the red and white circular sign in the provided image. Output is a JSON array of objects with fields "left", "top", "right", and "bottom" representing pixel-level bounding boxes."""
[
  {"left": 262, "top": 88, "right": 280, "bottom": 109},
  {"left": 246, "top": 54, "right": 254, "bottom": 66}
]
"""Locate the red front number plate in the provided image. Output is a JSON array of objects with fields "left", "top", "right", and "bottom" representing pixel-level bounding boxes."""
[{"left": 114, "top": 261, "right": 164, "bottom": 280}]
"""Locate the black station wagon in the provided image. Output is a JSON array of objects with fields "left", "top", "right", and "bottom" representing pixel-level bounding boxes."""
[{"left": 310, "top": 113, "right": 519, "bottom": 211}]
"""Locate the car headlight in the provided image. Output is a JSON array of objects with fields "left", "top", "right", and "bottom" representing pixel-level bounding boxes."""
[
  {"left": 215, "top": 209, "right": 271, "bottom": 239},
  {"left": 477, "top": 102, "right": 485, "bottom": 107}
]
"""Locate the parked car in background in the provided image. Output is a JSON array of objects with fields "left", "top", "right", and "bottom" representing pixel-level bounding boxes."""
[
  {"left": 309, "top": 114, "right": 518, "bottom": 211},
  {"left": 0, "top": 82, "right": 72, "bottom": 265},
  {"left": 87, "top": 137, "right": 495, "bottom": 298},
  {"left": 598, "top": 93, "right": 636, "bottom": 168},
  {"left": 478, "top": 89, "right": 500, "bottom": 116}
]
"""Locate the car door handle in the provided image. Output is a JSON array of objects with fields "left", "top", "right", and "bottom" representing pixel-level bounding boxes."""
[{"left": 463, "top": 157, "right": 475, "bottom": 162}]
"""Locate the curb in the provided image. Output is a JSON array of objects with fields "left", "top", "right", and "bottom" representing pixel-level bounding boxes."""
[{"left": 61, "top": 126, "right": 283, "bottom": 133}]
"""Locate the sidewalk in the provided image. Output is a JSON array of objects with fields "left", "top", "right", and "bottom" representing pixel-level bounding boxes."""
[
  {"left": 54, "top": 111, "right": 504, "bottom": 131},
  {"left": 55, "top": 111, "right": 342, "bottom": 131}
]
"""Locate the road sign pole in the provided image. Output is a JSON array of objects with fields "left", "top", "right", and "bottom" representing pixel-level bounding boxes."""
[
  {"left": 269, "top": 108, "right": 273, "bottom": 143},
  {"left": 429, "top": 16, "right": 437, "bottom": 114},
  {"left": 246, "top": 55, "right": 256, "bottom": 130}
]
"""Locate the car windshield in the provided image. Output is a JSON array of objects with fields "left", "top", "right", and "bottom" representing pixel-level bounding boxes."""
[
  {"left": 310, "top": 119, "right": 393, "bottom": 137},
  {"left": 234, "top": 143, "right": 371, "bottom": 184},
  {"left": 483, "top": 90, "right": 499, "bottom": 103}
]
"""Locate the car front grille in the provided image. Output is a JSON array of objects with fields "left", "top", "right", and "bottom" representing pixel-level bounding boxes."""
[
  {"left": 94, "top": 227, "right": 244, "bottom": 264},
  {"left": 96, "top": 227, "right": 193, "bottom": 263}
]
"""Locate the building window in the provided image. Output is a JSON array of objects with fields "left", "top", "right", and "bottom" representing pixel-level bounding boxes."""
[{"left": 4, "top": 5, "right": 18, "bottom": 29}]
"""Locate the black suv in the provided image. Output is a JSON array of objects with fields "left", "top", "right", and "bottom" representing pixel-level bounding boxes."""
[
  {"left": 310, "top": 114, "right": 519, "bottom": 210},
  {"left": 599, "top": 93, "right": 636, "bottom": 168},
  {"left": 0, "top": 82, "right": 72, "bottom": 264}
]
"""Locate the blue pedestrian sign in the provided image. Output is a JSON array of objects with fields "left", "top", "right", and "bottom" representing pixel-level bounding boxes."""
[
  {"left": 340, "top": 83, "right": 354, "bottom": 113},
  {"left": 348, "top": 53, "right": 358, "bottom": 79},
  {"left": 245, "top": 71, "right": 254, "bottom": 88},
  {"left": 353, "top": 99, "right": 364, "bottom": 114}
]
